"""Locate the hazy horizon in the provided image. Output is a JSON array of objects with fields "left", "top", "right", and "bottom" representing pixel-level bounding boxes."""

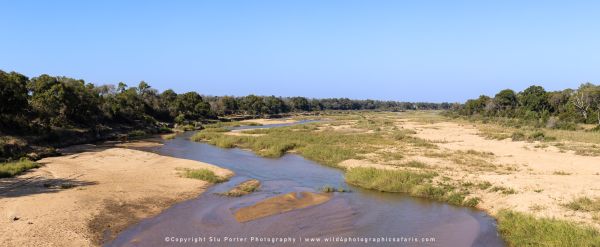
[{"left": 2, "top": 1, "right": 599, "bottom": 102}]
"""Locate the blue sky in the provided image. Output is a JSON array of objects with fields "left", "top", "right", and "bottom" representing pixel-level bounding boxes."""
[{"left": 1, "top": 1, "right": 599, "bottom": 102}]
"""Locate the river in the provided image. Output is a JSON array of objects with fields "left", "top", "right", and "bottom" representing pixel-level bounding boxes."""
[{"left": 108, "top": 122, "right": 504, "bottom": 247}]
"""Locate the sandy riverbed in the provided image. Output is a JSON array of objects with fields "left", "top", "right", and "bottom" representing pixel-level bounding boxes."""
[{"left": 0, "top": 143, "right": 232, "bottom": 247}]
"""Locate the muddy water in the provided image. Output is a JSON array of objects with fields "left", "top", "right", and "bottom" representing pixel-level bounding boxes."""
[{"left": 108, "top": 123, "right": 504, "bottom": 247}]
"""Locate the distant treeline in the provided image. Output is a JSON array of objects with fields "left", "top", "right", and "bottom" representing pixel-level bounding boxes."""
[
  {"left": 452, "top": 83, "right": 600, "bottom": 129},
  {"left": 0, "top": 70, "right": 450, "bottom": 135}
]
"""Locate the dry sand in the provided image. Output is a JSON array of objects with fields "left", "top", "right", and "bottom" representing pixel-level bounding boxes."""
[
  {"left": 234, "top": 192, "right": 331, "bottom": 222},
  {"left": 432, "top": 122, "right": 598, "bottom": 225},
  {"left": 342, "top": 115, "right": 600, "bottom": 229},
  {"left": 0, "top": 143, "right": 232, "bottom": 247}
]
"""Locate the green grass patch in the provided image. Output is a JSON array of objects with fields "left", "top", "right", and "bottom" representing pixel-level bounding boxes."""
[
  {"left": 344, "top": 167, "right": 479, "bottom": 207},
  {"left": 345, "top": 167, "right": 437, "bottom": 193},
  {"left": 180, "top": 168, "right": 228, "bottom": 183},
  {"left": 0, "top": 159, "right": 40, "bottom": 178},
  {"left": 497, "top": 210, "right": 600, "bottom": 246}
]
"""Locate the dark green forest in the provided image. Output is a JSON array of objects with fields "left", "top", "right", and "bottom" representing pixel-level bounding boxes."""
[
  {"left": 0, "top": 70, "right": 448, "bottom": 160},
  {"left": 452, "top": 84, "right": 600, "bottom": 130}
]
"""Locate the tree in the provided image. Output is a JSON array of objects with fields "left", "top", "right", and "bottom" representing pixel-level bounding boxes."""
[
  {"left": 463, "top": 95, "right": 490, "bottom": 115},
  {"left": 263, "top": 96, "right": 286, "bottom": 114},
  {"left": 137, "top": 81, "right": 151, "bottom": 96},
  {"left": 159, "top": 89, "right": 178, "bottom": 118},
  {"left": 571, "top": 83, "right": 594, "bottom": 121},
  {"left": 290, "top": 97, "right": 310, "bottom": 111},
  {"left": 310, "top": 99, "right": 323, "bottom": 111},
  {"left": 493, "top": 89, "right": 518, "bottom": 116},
  {"left": 219, "top": 96, "right": 239, "bottom": 115},
  {"left": 27, "top": 75, "right": 102, "bottom": 126},
  {"left": 0, "top": 70, "right": 29, "bottom": 116},
  {"left": 519, "top": 85, "right": 549, "bottom": 113},
  {"left": 547, "top": 90, "right": 571, "bottom": 114},
  {"left": 241, "top": 95, "right": 265, "bottom": 115},
  {"left": 173, "top": 92, "right": 213, "bottom": 121}
]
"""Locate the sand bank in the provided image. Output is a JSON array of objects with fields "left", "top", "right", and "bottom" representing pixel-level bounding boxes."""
[
  {"left": 397, "top": 117, "right": 600, "bottom": 228},
  {"left": 0, "top": 144, "right": 232, "bottom": 247},
  {"left": 234, "top": 192, "right": 331, "bottom": 222}
]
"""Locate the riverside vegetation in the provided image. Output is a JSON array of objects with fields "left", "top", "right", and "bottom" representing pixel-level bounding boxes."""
[
  {"left": 192, "top": 111, "right": 600, "bottom": 246},
  {"left": 0, "top": 70, "right": 448, "bottom": 177}
]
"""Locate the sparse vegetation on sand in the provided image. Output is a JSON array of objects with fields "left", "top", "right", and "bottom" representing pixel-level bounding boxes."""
[
  {"left": 179, "top": 168, "right": 228, "bottom": 183},
  {"left": 220, "top": 179, "right": 261, "bottom": 197},
  {"left": 497, "top": 210, "right": 600, "bottom": 246},
  {"left": 564, "top": 197, "right": 600, "bottom": 213},
  {"left": 0, "top": 159, "right": 40, "bottom": 178}
]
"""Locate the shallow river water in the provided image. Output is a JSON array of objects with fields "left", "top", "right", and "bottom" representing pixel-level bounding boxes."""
[{"left": 108, "top": 123, "right": 504, "bottom": 247}]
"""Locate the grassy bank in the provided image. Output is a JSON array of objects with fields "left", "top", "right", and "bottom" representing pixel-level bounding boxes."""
[
  {"left": 0, "top": 159, "right": 40, "bottom": 178},
  {"left": 345, "top": 167, "right": 480, "bottom": 207},
  {"left": 497, "top": 210, "right": 600, "bottom": 246}
]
